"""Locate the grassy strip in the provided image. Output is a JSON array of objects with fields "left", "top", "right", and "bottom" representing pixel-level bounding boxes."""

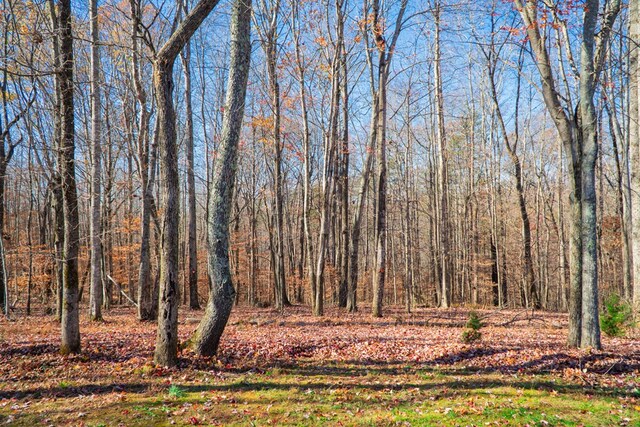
[{"left": 1, "top": 363, "right": 638, "bottom": 426}]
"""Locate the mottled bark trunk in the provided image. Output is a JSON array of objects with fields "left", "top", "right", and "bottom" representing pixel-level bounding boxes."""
[
  {"left": 152, "top": 0, "right": 221, "bottom": 367},
  {"left": 59, "top": 0, "right": 81, "bottom": 355},
  {"left": 0, "top": 162, "right": 6, "bottom": 316},
  {"left": 192, "top": 0, "right": 251, "bottom": 356},
  {"left": 153, "top": 62, "right": 181, "bottom": 367},
  {"left": 578, "top": 1, "right": 601, "bottom": 348},
  {"left": 130, "top": 0, "right": 155, "bottom": 321}
]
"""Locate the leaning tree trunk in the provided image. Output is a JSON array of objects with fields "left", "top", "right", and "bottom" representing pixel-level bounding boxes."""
[
  {"left": 346, "top": 117, "right": 375, "bottom": 312},
  {"left": 152, "top": 0, "right": 221, "bottom": 367},
  {"left": 191, "top": 0, "right": 252, "bottom": 356}
]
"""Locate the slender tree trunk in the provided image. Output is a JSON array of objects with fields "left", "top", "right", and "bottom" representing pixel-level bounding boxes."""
[
  {"left": 347, "top": 98, "right": 377, "bottom": 313},
  {"left": 292, "top": 1, "right": 315, "bottom": 310},
  {"left": 130, "top": 0, "right": 155, "bottom": 321},
  {"left": 89, "top": 0, "right": 103, "bottom": 321},
  {"left": 630, "top": 0, "right": 640, "bottom": 314},
  {"left": 338, "top": 38, "right": 349, "bottom": 308},
  {"left": 192, "top": 0, "right": 251, "bottom": 356},
  {"left": 433, "top": 4, "right": 450, "bottom": 308},
  {"left": 372, "top": 67, "right": 387, "bottom": 318},
  {"left": 181, "top": 36, "right": 200, "bottom": 310},
  {"left": 153, "top": 0, "right": 221, "bottom": 367}
]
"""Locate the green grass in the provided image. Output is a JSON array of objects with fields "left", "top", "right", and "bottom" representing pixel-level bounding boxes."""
[
  {"left": 167, "top": 384, "right": 186, "bottom": 398},
  {"left": 1, "top": 363, "right": 639, "bottom": 426}
]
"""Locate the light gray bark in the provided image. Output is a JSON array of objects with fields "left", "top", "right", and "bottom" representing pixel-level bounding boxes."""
[
  {"left": 153, "top": 0, "right": 220, "bottom": 367},
  {"left": 433, "top": 3, "right": 450, "bottom": 308},
  {"left": 191, "top": 0, "right": 252, "bottom": 356},
  {"left": 292, "top": 1, "right": 316, "bottom": 311},
  {"left": 129, "top": 0, "right": 156, "bottom": 321},
  {"left": 515, "top": 0, "right": 620, "bottom": 348},
  {"left": 370, "top": 0, "right": 407, "bottom": 318},
  {"left": 88, "top": 0, "right": 103, "bottom": 321}
]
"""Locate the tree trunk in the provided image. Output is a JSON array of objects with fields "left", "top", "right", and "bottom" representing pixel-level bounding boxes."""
[
  {"left": 434, "top": 4, "right": 450, "bottom": 308},
  {"left": 181, "top": 37, "right": 200, "bottom": 310},
  {"left": 130, "top": 0, "right": 156, "bottom": 321},
  {"left": 372, "top": 65, "right": 387, "bottom": 317},
  {"left": 59, "top": 0, "right": 81, "bottom": 355},
  {"left": 630, "top": 0, "right": 640, "bottom": 314},
  {"left": 192, "top": 0, "right": 251, "bottom": 356},
  {"left": 89, "top": 0, "right": 103, "bottom": 321},
  {"left": 153, "top": 0, "right": 221, "bottom": 367},
  {"left": 338, "top": 24, "right": 349, "bottom": 309}
]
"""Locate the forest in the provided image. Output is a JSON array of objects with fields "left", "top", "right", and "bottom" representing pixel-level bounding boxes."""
[{"left": 1, "top": 0, "right": 640, "bottom": 425}]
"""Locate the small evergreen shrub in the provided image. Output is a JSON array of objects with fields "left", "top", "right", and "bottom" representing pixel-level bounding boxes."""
[
  {"left": 461, "top": 311, "right": 483, "bottom": 343},
  {"left": 600, "top": 294, "right": 632, "bottom": 337},
  {"left": 168, "top": 385, "right": 186, "bottom": 398}
]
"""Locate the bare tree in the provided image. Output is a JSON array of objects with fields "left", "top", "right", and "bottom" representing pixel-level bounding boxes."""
[
  {"left": 180, "top": 0, "right": 200, "bottom": 311},
  {"left": 191, "top": 0, "right": 252, "bottom": 356},
  {"left": 369, "top": 0, "right": 407, "bottom": 317},
  {"left": 88, "top": 0, "right": 103, "bottom": 321},
  {"left": 57, "top": 0, "right": 81, "bottom": 354},
  {"left": 514, "top": 0, "right": 620, "bottom": 348},
  {"left": 153, "top": 0, "right": 221, "bottom": 367}
]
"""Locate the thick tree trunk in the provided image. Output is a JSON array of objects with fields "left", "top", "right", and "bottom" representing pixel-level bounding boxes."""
[
  {"left": 192, "top": 0, "right": 251, "bottom": 356},
  {"left": 515, "top": 0, "right": 619, "bottom": 347},
  {"left": 59, "top": 0, "right": 81, "bottom": 355},
  {"left": 153, "top": 62, "right": 181, "bottom": 367},
  {"left": 578, "top": 1, "right": 601, "bottom": 348}
]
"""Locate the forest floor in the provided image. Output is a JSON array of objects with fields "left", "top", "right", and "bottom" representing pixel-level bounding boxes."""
[{"left": 0, "top": 306, "right": 639, "bottom": 426}]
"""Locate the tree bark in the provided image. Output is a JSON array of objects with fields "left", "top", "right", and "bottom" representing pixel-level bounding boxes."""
[
  {"left": 153, "top": 0, "right": 221, "bottom": 367},
  {"left": 58, "top": 0, "right": 81, "bottom": 355},
  {"left": 192, "top": 0, "right": 252, "bottom": 356},
  {"left": 89, "top": 0, "right": 103, "bottom": 321},
  {"left": 433, "top": 3, "right": 451, "bottom": 308},
  {"left": 630, "top": 0, "right": 640, "bottom": 314},
  {"left": 181, "top": 34, "right": 200, "bottom": 310}
]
